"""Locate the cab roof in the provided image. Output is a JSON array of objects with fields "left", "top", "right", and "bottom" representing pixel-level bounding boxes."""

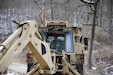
[{"left": 45, "top": 21, "right": 70, "bottom": 27}]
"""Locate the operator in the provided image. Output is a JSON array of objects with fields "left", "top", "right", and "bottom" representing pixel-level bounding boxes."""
[{"left": 50, "top": 34, "right": 64, "bottom": 53}]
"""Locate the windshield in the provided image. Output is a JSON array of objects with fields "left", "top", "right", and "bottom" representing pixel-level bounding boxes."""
[{"left": 47, "top": 34, "right": 64, "bottom": 53}]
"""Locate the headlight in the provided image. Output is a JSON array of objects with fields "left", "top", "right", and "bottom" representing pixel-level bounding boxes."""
[
  {"left": 63, "top": 27, "right": 72, "bottom": 32},
  {"left": 68, "top": 28, "right": 72, "bottom": 31},
  {"left": 38, "top": 27, "right": 48, "bottom": 32}
]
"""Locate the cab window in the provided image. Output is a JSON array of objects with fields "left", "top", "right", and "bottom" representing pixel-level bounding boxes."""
[
  {"left": 47, "top": 34, "right": 64, "bottom": 53},
  {"left": 65, "top": 32, "right": 74, "bottom": 52}
]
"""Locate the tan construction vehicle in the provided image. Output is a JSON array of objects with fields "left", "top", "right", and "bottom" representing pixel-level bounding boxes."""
[{"left": 0, "top": 20, "right": 88, "bottom": 75}]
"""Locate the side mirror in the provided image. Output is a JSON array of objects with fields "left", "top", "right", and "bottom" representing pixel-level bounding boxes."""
[{"left": 84, "top": 38, "right": 88, "bottom": 50}]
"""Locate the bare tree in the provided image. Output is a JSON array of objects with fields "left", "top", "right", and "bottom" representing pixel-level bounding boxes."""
[{"left": 81, "top": 0, "right": 100, "bottom": 69}]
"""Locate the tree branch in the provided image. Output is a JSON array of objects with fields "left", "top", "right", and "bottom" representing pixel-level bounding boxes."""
[
  {"left": 80, "top": 0, "right": 95, "bottom": 4},
  {"left": 46, "top": 0, "right": 70, "bottom": 5}
]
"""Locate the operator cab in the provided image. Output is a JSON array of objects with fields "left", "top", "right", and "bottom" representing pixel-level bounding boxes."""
[{"left": 39, "top": 21, "right": 74, "bottom": 53}]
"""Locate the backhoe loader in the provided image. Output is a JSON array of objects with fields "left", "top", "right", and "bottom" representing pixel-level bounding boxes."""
[{"left": 0, "top": 20, "right": 88, "bottom": 75}]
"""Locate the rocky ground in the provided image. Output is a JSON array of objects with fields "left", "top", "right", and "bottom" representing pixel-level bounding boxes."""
[
  {"left": 7, "top": 62, "right": 27, "bottom": 75},
  {"left": 6, "top": 49, "right": 27, "bottom": 75},
  {"left": 85, "top": 41, "right": 113, "bottom": 75}
]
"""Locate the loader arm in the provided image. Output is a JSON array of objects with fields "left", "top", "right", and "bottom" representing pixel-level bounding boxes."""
[{"left": 0, "top": 20, "right": 54, "bottom": 74}]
